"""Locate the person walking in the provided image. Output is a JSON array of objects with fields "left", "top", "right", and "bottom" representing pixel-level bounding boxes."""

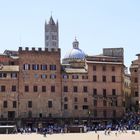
[{"left": 97, "top": 134, "right": 99, "bottom": 140}]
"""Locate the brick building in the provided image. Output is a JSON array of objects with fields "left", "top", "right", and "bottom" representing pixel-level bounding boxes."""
[
  {"left": 0, "top": 16, "right": 125, "bottom": 126},
  {"left": 62, "top": 44, "right": 125, "bottom": 121},
  {"left": 130, "top": 55, "right": 140, "bottom": 112},
  {"left": 18, "top": 47, "right": 62, "bottom": 119}
]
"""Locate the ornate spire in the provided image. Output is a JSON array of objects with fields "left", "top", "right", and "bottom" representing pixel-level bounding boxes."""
[{"left": 49, "top": 16, "right": 55, "bottom": 25}]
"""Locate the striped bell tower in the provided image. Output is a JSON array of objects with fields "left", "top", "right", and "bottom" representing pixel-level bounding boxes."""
[{"left": 45, "top": 16, "right": 59, "bottom": 50}]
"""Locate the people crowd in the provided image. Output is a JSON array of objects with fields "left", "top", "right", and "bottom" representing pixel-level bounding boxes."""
[{"left": 15, "top": 112, "right": 140, "bottom": 136}]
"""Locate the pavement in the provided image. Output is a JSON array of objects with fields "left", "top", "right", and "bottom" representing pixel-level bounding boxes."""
[{"left": 0, "top": 130, "right": 140, "bottom": 140}]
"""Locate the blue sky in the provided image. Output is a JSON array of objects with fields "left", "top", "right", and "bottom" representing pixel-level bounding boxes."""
[{"left": 0, "top": 0, "right": 140, "bottom": 68}]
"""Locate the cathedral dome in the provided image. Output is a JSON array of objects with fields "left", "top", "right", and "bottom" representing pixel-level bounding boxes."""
[{"left": 62, "top": 38, "right": 86, "bottom": 64}]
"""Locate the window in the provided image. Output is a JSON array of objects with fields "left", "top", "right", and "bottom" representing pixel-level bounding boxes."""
[
  {"left": 123, "top": 101, "right": 125, "bottom": 107},
  {"left": 48, "top": 100, "right": 52, "bottom": 108},
  {"left": 46, "top": 35, "right": 49, "bottom": 40},
  {"left": 25, "top": 85, "right": 29, "bottom": 92},
  {"left": 64, "top": 104, "right": 68, "bottom": 110},
  {"left": 63, "top": 74, "right": 69, "bottom": 79},
  {"left": 41, "top": 74, "right": 47, "bottom": 79},
  {"left": 112, "top": 89, "right": 116, "bottom": 96},
  {"left": 1, "top": 85, "right": 5, "bottom": 92},
  {"left": 112, "top": 76, "right": 116, "bottom": 82},
  {"left": 0, "top": 73, "right": 2, "bottom": 78},
  {"left": 42, "top": 86, "right": 46, "bottom": 92},
  {"left": 93, "top": 75, "right": 97, "bottom": 82},
  {"left": 72, "top": 75, "right": 79, "bottom": 79},
  {"left": 74, "top": 105, "right": 78, "bottom": 110},
  {"left": 10, "top": 61, "right": 15, "bottom": 65},
  {"left": 73, "top": 86, "right": 78, "bottom": 92},
  {"left": 103, "top": 100, "right": 107, "bottom": 106},
  {"left": 52, "top": 35, "right": 57, "bottom": 40},
  {"left": 84, "top": 98, "right": 87, "bottom": 102},
  {"left": 110, "top": 101, "right": 113, "bottom": 106},
  {"left": 102, "top": 66, "right": 106, "bottom": 71},
  {"left": 11, "top": 73, "right": 17, "bottom": 78},
  {"left": 34, "top": 74, "right": 39, "bottom": 78},
  {"left": 134, "top": 78, "right": 138, "bottom": 83},
  {"left": 63, "top": 86, "right": 68, "bottom": 92},
  {"left": 64, "top": 97, "right": 68, "bottom": 102},
  {"left": 83, "top": 86, "right": 88, "bottom": 92},
  {"left": 32, "top": 64, "right": 39, "bottom": 70},
  {"left": 93, "top": 65, "right": 96, "bottom": 71},
  {"left": 50, "top": 65, "right": 56, "bottom": 70},
  {"left": 23, "top": 64, "right": 30, "bottom": 70},
  {"left": 3, "top": 101, "right": 7, "bottom": 108},
  {"left": 51, "top": 86, "right": 55, "bottom": 92},
  {"left": 3, "top": 73, "right": 7, "bottom": 78},
  {"left": 103, "top": 89, "right": 106, "bottom": 97},
  {"left": 13, "top": 101, "right": 17, "bottom": 108},
  {"left": 33, "top": 86, "right": 38, "bottom": 92},
  {"left": 28, "top": 101, "right": 32, "bottom": 108},
  {"left": 74, "top": 97, "right": 78, "bottom": 102},
  {"left": 115, "top": 100, "right": 118, "bottom": 106},
  {"left": 0, "top": 73, "right": 7, "bottom": 78},
  {"left": 93, "top": 100, "right": 97, "bottom": 106},
  {"left": 102, "top": 75, "right": 106, "bottom": 82},
  {"left": 82, "top": 75, "right": 88, "bottom": 79},
  {"left": 112, "top": 66, "right": 115, "bottom": 71},
  {"left": 93, "top": 88, "right": 97, "bottom": 96},
  {"left": 39, "top": 113, "right": 42, "bottom": 118},
  {"left": 83, "top": 105, "right": 88, "bottom": 110},
  {"left": 136, "top": 100, "right": 139, "bottom": 105},
  {"left": 52, "top": 41, "right": 57, "bottom": 46},
  {"left": 50, "top": 74, "right": 56, "bottom": 79},
  {"left": 41, "top": 64, "right": 47, "bottom": 70},
  {"left": 12, "top": 85, "right": 16, "bottom": 92},
  {"left": 135, "top": 91, "right": 138, "bottom": 97}
]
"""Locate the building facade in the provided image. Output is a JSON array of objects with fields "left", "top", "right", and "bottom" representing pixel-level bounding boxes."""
[
  {"left": 62, "top": 45, "right": 125, "bottom": 121},
  {"left": 130, "top": 55, "right": 140, "bottom": 112},
  {"left": 0, "top": 17, "right": 126, "bottom": 126},
  {"left": 18, "top": 47, "right": 62, "bottom": 119}
]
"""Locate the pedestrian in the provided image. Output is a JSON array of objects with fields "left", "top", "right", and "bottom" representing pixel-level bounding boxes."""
[
  {"left": 43, "top": 131, "right": 47, "bottom": 137},
  {"left": 97, "top": 134, "right": 99, "bottom": 140},
  {"left": 95, "top": 127, "right": 97, "bottom": 133}
]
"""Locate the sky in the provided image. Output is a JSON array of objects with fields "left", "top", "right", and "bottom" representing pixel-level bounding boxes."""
[{"left": 0, "top": 0, "right": 140, "bottom": 69}]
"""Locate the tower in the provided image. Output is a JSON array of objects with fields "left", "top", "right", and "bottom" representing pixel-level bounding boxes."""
[{"left": 45, "top": 16, "right": 59, "bottom": 50}]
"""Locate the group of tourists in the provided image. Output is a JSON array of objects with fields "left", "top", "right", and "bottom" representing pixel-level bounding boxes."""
[{"left": 16, "top": 112, "right": 140, "bottom": 136}]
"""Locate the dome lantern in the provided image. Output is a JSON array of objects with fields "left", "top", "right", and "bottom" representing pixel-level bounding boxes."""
[
  {"left": 73, "top": 37, "right": 79, "bottom": 49},
  {"left": 62, "top": 38, "right": 86, "bottom": 64}
]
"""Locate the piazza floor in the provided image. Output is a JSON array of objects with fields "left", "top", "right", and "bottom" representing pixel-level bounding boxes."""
[{"left": 0, "top": 130, "right": 140, "bottom": 140}]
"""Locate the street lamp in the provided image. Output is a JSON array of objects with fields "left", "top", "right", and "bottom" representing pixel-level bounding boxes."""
[{"left": 88, "top": 110, "right": 91, "bottom": 125}]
